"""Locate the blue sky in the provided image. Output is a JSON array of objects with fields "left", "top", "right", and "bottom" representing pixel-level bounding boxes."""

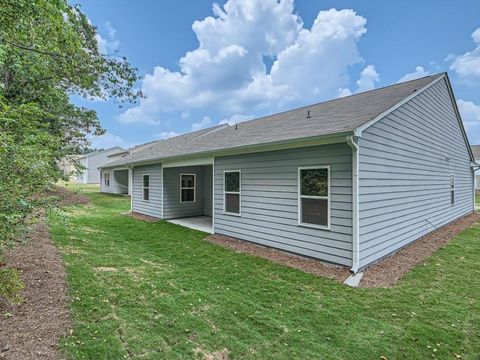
[{"left": 72, "top": 0, "right": 480, "bottom": 148}]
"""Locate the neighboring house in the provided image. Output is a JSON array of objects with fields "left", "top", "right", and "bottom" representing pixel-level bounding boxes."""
[
  {"left": 75, "top": 147, "right": 124, "bottom": 184},
  {"left": 99, "top": 73, "right": 476, "bottom": 272},
  {"left": 472, "top": 145, "right": 480, "bottom": 189}
]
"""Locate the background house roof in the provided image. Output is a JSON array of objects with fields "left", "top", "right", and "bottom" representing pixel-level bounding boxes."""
[
  {"left": 472, "top": 145, "right": 480, "bottom": 159},
  {"left": 102, "top": 74, "right": 445, "bottom": 168},
  {"left": 78, "top": 146, "right": 124, "bottom": 159}
]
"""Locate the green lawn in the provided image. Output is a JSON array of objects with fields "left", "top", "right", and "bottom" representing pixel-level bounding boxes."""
[{"left": 49, "top": 185, "right": 480, "bottom": 359}]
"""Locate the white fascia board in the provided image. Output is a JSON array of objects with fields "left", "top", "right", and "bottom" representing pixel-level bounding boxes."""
[{"left": 162, "top": 156, "right": 214, "bottom": 168}]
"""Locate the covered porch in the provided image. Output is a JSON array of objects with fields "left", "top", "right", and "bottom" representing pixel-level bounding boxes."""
[{"left": 161, "top": 159, "right": 213, "bottom": 233}]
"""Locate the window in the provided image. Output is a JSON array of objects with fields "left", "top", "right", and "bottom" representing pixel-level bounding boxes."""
[
  {"left": 143, "top": 174, "right": 150, "bottom": 201},
  {"left": 298, "top": 166, "right": 330, "bottom": 228},
  {"left": 104, "top": 173, "right": 110, "bottom": 187},
  {"left": 180, "top": 174, "right": 196, "bottom": 203},
  {"left": 450, "top": 174, "right": 455, "bottom": 205},
  {"left": 224, "top": 171, "right": 241, "bottom": 215}
]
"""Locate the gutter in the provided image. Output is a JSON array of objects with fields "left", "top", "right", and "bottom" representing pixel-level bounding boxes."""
[{"left": 346, "top": 134, "right": 360, "bottom": 273}]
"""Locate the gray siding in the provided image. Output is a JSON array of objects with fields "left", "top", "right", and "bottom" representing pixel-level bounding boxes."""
[
  {"left": 203, "top": 166, "right": 213, "bottom": 216},
  {"left": 132, "top": 164, "right": 162, "bottom": 218},
  {"left": 358, "top": 78, "right": 474, "bottom": 267},
  {"left": 163, "top": 166, "right": 211, "bottom": 219},
  {"left": 214, "top": 144, "right": 353, "bottom": 266}
]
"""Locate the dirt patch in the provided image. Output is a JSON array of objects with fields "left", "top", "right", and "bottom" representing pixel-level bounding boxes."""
[
  {"left": 126, "top": 211, "right": 160, "bottom": 222},
  {"left": 194, "top": 347, "right": 230, "bottom": 360},
  {"left": 360, "top": 212, "right": 480, "bottom": 287},
  {"left": 205, "top": 235, "right": 350, "bottom": 282},
  {"left": 45, "top": 186, "right": 89, "bottom": 207},
  {"left": 0, "top": 220, "right": 71, "bottom": 359}
]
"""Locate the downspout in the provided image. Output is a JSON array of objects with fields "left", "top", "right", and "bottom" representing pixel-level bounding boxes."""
[{"left": 346, "top": 134, "right": 360, "bottom": 273}]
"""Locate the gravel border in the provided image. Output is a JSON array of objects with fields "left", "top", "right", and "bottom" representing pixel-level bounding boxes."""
[{"left": 205, "top": 212, "right": 480, "bottom": 287}]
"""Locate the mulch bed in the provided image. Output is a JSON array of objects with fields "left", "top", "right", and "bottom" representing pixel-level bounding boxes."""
[
  {"left": 0, "top": 222, "right": 71, "bottom": 360},
  {"left": 0, "top": 187, "right": 88, "bottom": 359},
  {"left": 45, "top": 186, "right": 90, "bottom": 207},
  {"left": 360, "top": 211, "right": 480, "bottom": 287},
  {"left": 205, "top": 235, "right": 351, "bottom": 282},
  {"left": 205, "top": 212, "right": 480, "bottom": 287},
  {"left": 126, "top": 211, "right": 160, "bottom": 222}
]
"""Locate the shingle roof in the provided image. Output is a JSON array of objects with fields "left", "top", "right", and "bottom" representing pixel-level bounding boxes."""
[
  {"left": 472, "top": 145, "right": 480, "bottom": 159},
  {"left": 102, "top": 74, "right": 445, "bottom": 168}
]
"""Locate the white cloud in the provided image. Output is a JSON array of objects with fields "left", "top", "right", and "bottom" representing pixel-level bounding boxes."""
[
  {"left": 191, "top": 116, "right": 212, "bottom": 131},
  {"left": 356, "top": 65, "right": 379, "bottom": 92},
  {"left": 119, "top": 1, "right": 367, "bottom": 126},
  {"left": 457, "top": 99, "right": 480, "bottom": 144},
  {"left": 154, "top": 131, "right": 180, "bottom": 140},
  {"left": 398, "top": 66, "right": 430, "bottom": 83},
  {"left": 95, "top": 21, "right": 120, "bottom": 54},
  {"left": 89, "top": 132, "right": 131, "bottom": 149},
  {"left": 449, "top": 28, "right": 480, "bottom": 85}
]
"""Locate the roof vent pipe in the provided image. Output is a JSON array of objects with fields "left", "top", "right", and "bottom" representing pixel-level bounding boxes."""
[
  {"left": 235, "top": 123, "right": 238, "bottom": 130},
  {"left": 306, "top": 110, "right": 311, "bottom": 119}
]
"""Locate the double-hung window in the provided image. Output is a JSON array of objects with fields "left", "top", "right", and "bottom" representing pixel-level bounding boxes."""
[
  {"left": 450, "top": 174, "right": 455, "bottom": 205},
  {"left": 224, "top": 170, "right": 241, "bottom": 215},
  {"left": 104, "top": 173, "right": 110, "bottom": 187},
  {"left": 298, "top": 166, "right": 330, "bottom": 229},
  {"left": 180, "top": 174, "right": 196, "bottom": 203},
  {"left": 143, "top": 174, "right": 150, "bottom": 201}
]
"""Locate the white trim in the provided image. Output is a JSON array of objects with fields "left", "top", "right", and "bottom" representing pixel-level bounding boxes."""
[
  {"left": 297, "top": 165, "right": 331, "bottom": 230},
  {"left": 180, "top": 173, "right": 196, "bottom": 203},
  {"left": 129, "top": 165, "right": 134, "bottom": 211},
  {"left": 163, "top": 156, "right": 214, "bottom": 168},
  {"left": 161, "top": 165, "right": 164, "bottom": 218},
  {"left": 212, "top": 159, "right": 215, "bottom": 232},
  {"left": 223, "top": 170, "right": 241, "bottom": 216},
  {"left": 347, "top": 135, "right": 360, "bottom": 273},
  {"left": 355, "top": 75, "right": 445, "bottom": 137},
  {"left": 142, "top": 174, "right": 150, "bottom": 201}
]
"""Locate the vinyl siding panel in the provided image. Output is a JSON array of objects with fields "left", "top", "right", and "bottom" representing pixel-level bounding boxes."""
[
  {"left": 132, "top": 164, "right": 162, "bottom": 218},
  {"left": 214, "top": 143, "right": 353, "bottom": 266},
  {"left": 358, "top": 78, "right": 474, "bottom": 267},
  {"left": 163, "top": 166, "right": 211, "bottom": 219}
]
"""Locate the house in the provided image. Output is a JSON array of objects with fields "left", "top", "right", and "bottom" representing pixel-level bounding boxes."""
[
  {"left": 99, "top": 73, "right": 477, "bottom": 272},
  {"left": 472, "top": 145, "right": 480, "bottom": 189},
  {"left": 74, "top": 147, "right": 124, "bottom": 184}
]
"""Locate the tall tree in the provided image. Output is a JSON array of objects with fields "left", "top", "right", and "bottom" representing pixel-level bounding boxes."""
[{"left": 0, "top": 0, "right": 141, "bottom": 271}]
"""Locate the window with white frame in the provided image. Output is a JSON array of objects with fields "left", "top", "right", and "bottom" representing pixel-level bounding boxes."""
[
  {"left": 224, "top": 170, "right": 241, "bottom": 215},
  {"left": 104, "top": 173, "right": 110, "bottom": 187},
  {"left": 143, "top": 174, "right": 150, "bottom": 201},
  {"left": 450, "top": 174, "right": 455, "bottom": 205},
  {"left": 298, "top": 166, "right": 330, "bottom": 228},
  {"left": 180, "top": 174, "right": 196, "bottom": 203}
]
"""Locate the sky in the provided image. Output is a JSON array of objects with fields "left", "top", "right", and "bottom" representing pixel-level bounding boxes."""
[{"left": 71, "top": 0, "right": 480, "bottom": 149}]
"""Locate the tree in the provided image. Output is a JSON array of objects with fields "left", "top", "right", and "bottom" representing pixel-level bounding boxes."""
[{"left": 0, "top": 0, "right": 141, "bottom": 299}]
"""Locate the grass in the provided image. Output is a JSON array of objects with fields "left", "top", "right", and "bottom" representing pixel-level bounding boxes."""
[{"left": 49, "top": 185, "right": 480, "bottom": 359}]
